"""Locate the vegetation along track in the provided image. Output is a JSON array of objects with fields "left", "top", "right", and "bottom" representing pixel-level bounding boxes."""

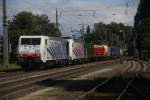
[
  {"left": 0, "top": 59, "right": 119, "bottom": 100},
  {"left": 75, "top": 60, "right": 150, "bottom": 100}
]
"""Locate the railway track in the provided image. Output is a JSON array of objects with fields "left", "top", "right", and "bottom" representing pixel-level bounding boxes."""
[
  {"left": 75, "top": 60, "right": 150, "bottom": 100},
  {"left": 0, "top": 59, "right": 119, "bottom": 100},
  {"left": 0, "top": 69, "right": 23, "bottom": 78}
]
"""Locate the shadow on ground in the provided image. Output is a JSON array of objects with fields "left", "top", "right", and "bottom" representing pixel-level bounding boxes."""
[{"left": 35, "top": 76, "right": 150, "bottom": 100}]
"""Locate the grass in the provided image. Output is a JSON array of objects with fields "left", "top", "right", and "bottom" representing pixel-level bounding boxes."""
[
  {"left": 42, "top": 87, "right": 64, "bottom": 96},
  {"left": 0, "top": 63, "right": 21, "bottom": 72}
]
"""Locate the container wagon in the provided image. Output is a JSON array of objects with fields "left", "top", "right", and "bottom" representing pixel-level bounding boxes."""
[
  {"left": 84, "top": 43, "right": 94, "bottom": 62},
  {"left": 93, "top": 45, "right": 110, "bottom": 60},
  {"left": 110, "top": 46, "right": 120, "bottom": 58}
]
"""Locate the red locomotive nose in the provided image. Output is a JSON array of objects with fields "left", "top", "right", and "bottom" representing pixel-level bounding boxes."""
[{"left": 17, "top": 53, "right": 41, "bottom": 60}]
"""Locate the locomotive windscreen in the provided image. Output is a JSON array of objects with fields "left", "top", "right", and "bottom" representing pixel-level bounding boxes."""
[{"left": 21, "top": 38, "right": 41, "bottom": 45}]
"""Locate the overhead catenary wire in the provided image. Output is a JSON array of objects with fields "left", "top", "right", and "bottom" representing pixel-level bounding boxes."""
[{"left": 6, "top": 1, "right": 135, "bottom": 15}]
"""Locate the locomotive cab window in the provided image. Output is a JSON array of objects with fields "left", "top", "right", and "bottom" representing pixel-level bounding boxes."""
[
  {"left": 21, "top": 38, "right": 41, "bottom": 45},
  {"left": 32, "top": 38, "right": 41, "bottom": 45},
  {"left": 21, "top": 38, "right": 30, "bottom": 45}
]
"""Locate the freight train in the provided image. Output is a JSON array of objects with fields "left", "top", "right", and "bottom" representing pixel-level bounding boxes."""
[{"left": 17, "top": 36, "right": 122, "bottom": 70}]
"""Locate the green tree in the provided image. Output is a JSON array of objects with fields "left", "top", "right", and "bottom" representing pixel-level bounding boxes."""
[
  {"left": 86, "top": 25, "right": 90, "bottom": 34},
  {"left": 134, "top": 0, "right": 150, "bottom": 27},
  {"left": 85, "top": 22, "right": 132, "bottom": 47},
  {"left": 134, "top": 0, "right": 150, "bottom": 59},
  {"left": 33, "top": 15, "right": 60, "bottom": 36},
  {"left": 8, "top": 11, "right": 59, "bottom": 62},
  {"left": 136, "top": 18, "right": 150, "bottom": 58}
]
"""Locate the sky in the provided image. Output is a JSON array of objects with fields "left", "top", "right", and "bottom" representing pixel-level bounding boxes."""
[{"left": 0, "top": 0, "right": 139, "bottom": 36}]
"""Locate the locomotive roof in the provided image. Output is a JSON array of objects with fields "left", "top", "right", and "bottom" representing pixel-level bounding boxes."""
[
  {"left": 20, "top": 35, "right": 67, "bottom": 41},
  {"left": 20, "top": 35, "right": 48, "bottom": 38},
  {"left": 20, "top": 35, "right": 84, "bottom": 43}
]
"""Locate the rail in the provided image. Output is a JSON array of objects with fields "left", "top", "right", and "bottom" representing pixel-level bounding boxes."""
[
  {"left": 75, "top": 77, "right": 114, "bottom": 100},
  {"left": 0, "top": 59, "right": 119, "bottom": 100},
  {"left": 75, "top": 60, "right": 150, "bottom": 100}
]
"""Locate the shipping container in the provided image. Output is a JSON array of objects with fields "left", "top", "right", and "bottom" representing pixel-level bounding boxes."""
[
  {"left": 110, "top": 46, "right": 120, "bottom": 57},
  {"left": 84, "top": 43, "right": 94, "bottom": 61},
  {"left": 93, "top": 45, "right": 109, "bottom": 57}
]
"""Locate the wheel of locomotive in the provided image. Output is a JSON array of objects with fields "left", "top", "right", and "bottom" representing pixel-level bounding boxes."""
[
  {"left": 39, "top": 63, "right": 47, "bottom": 70},
  {"left": 62, "top": 60, "right": 66, "bottom": 66},
  {"left": 79, "top": 59, "right": 83, "bottom": 64},
  {"left": 46, "top": 61, "right": 54, "bottom": 68},
  {"left": 64, "top": 60, "right": 70, "bottom": 66},
  {"left": 21, "top": 63, "right": 32, "bottom": 71},
  {"left": 59, "top": 60, "right": 64, "bottom": 67},
  {"left": 20, "top": 65, "right": 26, "bottom": 71}
]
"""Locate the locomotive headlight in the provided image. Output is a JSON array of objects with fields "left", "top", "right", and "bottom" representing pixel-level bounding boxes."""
[{"left": 36, "top": 53, "right": 40, "bottom": 57}]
